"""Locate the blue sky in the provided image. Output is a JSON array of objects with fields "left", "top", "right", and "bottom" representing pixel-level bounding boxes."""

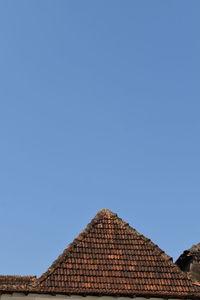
[{"left": 0, "top": 1, "right": 200, "bottom": 276}]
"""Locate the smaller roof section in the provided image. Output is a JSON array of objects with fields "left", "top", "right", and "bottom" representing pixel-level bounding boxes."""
[
  {"left": 176, "top": 243, "right": 200, "bottom": 282},
  {"left": 176, "top": 243, "right": 200, "bottom": 265},
  {"left": 0, "top": 275, "right": 36, "bottom": 291}
]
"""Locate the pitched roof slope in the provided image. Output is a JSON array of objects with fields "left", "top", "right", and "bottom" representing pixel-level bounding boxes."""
[{"left": 34, "top": 209, "right": 200, "bottom": 298}]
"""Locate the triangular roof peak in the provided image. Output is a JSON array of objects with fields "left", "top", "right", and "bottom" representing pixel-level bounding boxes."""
[
  {"left": 31, "top": 209, "right": 200, "bottom": 298},
  {"left": 88, "top": 208, "right": 118, "bottom": 221},
  {"left": 98, "top": 208, "right": 114, "bottom": 214}
]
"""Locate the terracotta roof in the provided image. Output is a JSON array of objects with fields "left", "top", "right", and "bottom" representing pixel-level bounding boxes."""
[
  {"left": 32, "top": 209, "right": 200, "bottom": 298},
  {"left": 0, "top": 209, "right": 200, "bottom": 298}
]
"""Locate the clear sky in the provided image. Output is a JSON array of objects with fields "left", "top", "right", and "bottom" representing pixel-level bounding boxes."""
[{"left": 0, "top": 1, "right": 200, "bottom": 277}]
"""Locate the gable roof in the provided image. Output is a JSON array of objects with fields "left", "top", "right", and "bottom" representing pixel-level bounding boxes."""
[{"left": 32, "top": 209, "right": 200, "bottom": 298}]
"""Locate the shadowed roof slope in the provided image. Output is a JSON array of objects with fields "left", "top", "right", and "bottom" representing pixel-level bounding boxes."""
[
  {"left": 33, "top": 209, "right": 200, "bottom": 298},
  {"left": 176, "top": 243, "right": 200, "bottom": 283},
  {"left": 177, "top": 243, "right": 200, "bottom": 267}
]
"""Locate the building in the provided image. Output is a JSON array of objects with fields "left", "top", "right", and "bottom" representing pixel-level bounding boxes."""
[{"left": 0, "top": 209, "right": 199, "bottom": 300}]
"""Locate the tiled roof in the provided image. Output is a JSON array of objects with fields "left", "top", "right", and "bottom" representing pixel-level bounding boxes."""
[
  {"left": 0, "top": 209, "right": 200, "bottom": 298},
  {"left": 33, "top": 209, "right": 200, "bottom": 298}
]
